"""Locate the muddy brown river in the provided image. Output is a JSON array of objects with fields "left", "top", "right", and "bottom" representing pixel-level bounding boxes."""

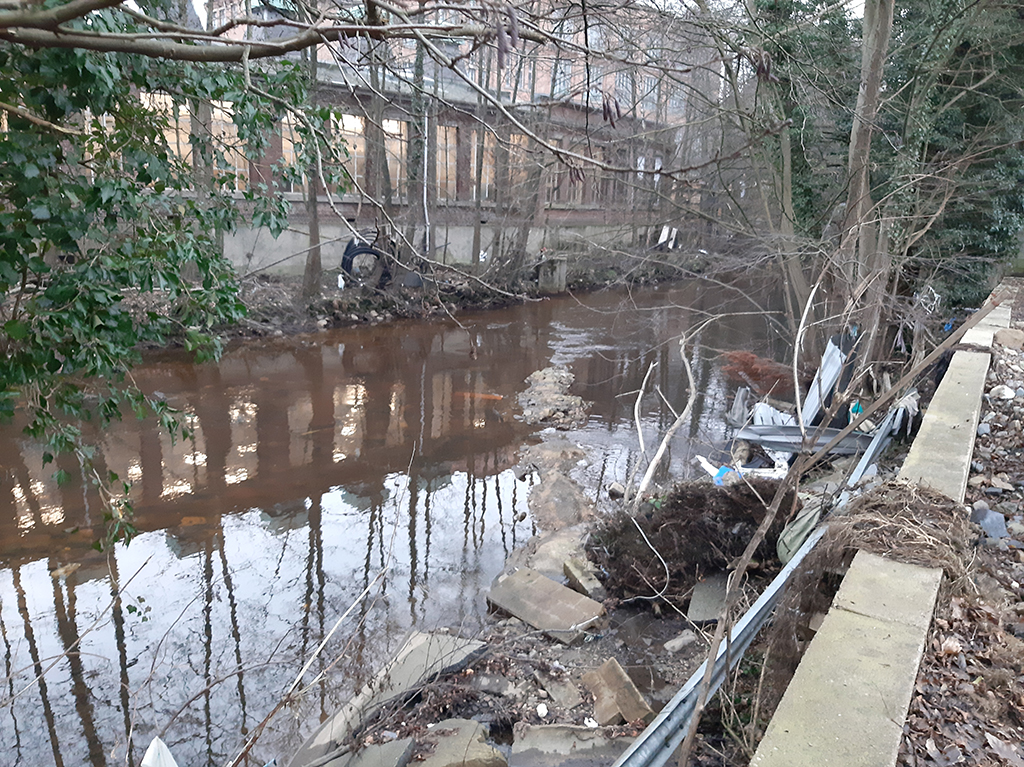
[{"left": 0, "top": 281, "right": 786, "bottom": 767}]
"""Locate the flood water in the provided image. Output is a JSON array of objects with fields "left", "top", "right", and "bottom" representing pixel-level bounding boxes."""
[{"left": 0, "top": 280, "right": 786, "bottom": 767}]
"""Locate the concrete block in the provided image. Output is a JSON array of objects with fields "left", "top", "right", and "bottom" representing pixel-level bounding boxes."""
[
  {"left": 899, "top": 350, "right": 989, "bottom": 502},
  {"left": 580, "top": 658, "right": 655, "bottom": 725},
  {"left": 290, "top": 632, "right": 485, "bottom": 767},
  {"left": 488, "top": 568, "right": 604, "bottom": 644},
  {"left": 752, "top": 607, "right": 933, "bottom": 767},
  {"left": 831, "top": 551, "right": 944, "bottom": 633},
  {"left": 509, "top": 724, "right": 631, "bottom": 767},
  {"left": 418, "top": 719, "right": 506, "bottom": 767},
  {"left": 564, "top": 557, "right": 607, "bottom": 601},
  {"left": 751, "top": 554, "right": 941, "bottom": 767}
]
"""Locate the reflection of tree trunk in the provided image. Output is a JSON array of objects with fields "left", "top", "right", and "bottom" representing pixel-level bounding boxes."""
[
  {"left": 14, "top": 566, "right": 65, "bottom": 767},
  {"left": 297, "top": 346, "right": 334, "bottom": 469},
  {"left": 52, "top": 576, "right": 105, "bottom": 767},
  {"left": 216, "top": 533, "right": 249, "bottom": 730},
  {"left": 107, "top": 555, "right": 137, "bottom": 767},
  {"left": 301, "top": 493, "right": 327, "bottom": 713},
  {"left": 201, "top": 541, "right": 215, "bottom": 758},
  {"left": 193, "top": 367, "right": 231, "bottom": 495},
  {"left": 256, "top": 388, "right": 290, "bottom": 479},
  {"left": 138, "top": 418, "right": 163, "bottom": 508},
  {"left": 302, "top": 50, "right": 323, "bottom": 300}
]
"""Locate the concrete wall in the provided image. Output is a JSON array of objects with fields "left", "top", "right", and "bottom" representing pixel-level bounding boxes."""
[{"left": 224, "top": 220, "right": 667, "bottom": 277}]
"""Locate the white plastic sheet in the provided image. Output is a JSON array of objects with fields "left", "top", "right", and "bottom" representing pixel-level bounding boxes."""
[{"left": 141, "top": 737, "right": 180, "bottom": 767}]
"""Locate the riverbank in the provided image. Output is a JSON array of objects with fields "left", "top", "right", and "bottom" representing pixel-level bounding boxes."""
[
  {"left": 228, "top": 252, "right": 699, "bottom": 340},
  {"left": 284, "top": 283, "right": 1024, "bottom": 767}
]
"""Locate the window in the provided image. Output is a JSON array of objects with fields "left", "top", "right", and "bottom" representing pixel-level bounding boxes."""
[
  {"left": 382, "top": 119, "right": 406, "bottom": 196},
  {"left": 335, "top": 114, "right": 366, "bottom": 191},
  {"left": 279, "top": 113, "right": 301, "bottom": 193},
  {"left": 552, "top": 58, "right": 572, "bottom": 97},
  {"left": 211, "top": 102, "right": 247, "bottom": 192},
  {"left": 142, "top": 93, "right": 192, "bottom": 164},
  {"left": 508, "top": 133, "right": 530, "bottom": 191},
  {"left": 436, "top": 125, "right": 458, "bottom": 201},
  {"left": 667, "top": 82, "right": 686, "bottom": 116},
  {"left": 615, "top": 70, "right": 633, "bottom": 104},
  {"left": 642, "top": 76, "right": 658, "bottom": 116},
  {"left": 547, "top": 139, "right": 581, "bottom": 205},
  {"left": 586, "top": 64, "right": 604, "bottom": 104},
  {"left": 470, "top": 129, "right": 496, "bottom": 201}
]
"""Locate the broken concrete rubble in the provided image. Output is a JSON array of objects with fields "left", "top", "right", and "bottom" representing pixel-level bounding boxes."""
[
  {"left": 581, "top": 658, "right": 655, "bottom": 726},
  {"left": 564, "top": 556, "right": 606, "bottom": 601},
  {"left": 517, "top": 367, "right": 591, "bottom": 429},
  {"left": 536, "top": 672, "right": 583, "bottom": 710},
  {"left": 320, "top": 738, "right": 415, "bottom": 767},
  {"left": 487, "top": 567, "right": 605, "bottom": 643},
  {"left": 509, "top": 724, "right": 633, "bottom": 767},
  {"left": 504, "top": 525, "right": 590, "bottom": 583},
  {"left": 663, "top": 630, "right": 697, "bottom": 654},
  {"left": 527, "top": 470, "right": 595, "bottom": 530},
  {"left": 418, "top": 719, "right": 506, "bottom": 767},
  {"left": 289, "top": 632, "right": 485, "bottom": 767}
]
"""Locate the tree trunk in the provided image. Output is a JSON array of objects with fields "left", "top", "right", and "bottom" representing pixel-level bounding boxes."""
[
  {"left": 836, "top": 0, "right": 894, "bottom": 362},
  {"left": 301, "top": 49, "right": 323, "bottom": 300}
]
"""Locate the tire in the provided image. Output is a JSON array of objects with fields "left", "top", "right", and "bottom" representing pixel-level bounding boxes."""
[{"left": 341, "top": 241, "right": 387, "bottom": 288}]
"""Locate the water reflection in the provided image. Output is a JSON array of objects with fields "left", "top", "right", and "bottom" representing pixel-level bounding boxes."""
[{"left": 0, "top": 282, "right": 785, "bottom": 766}]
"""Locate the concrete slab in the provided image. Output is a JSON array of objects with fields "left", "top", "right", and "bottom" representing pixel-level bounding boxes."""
[
  {"left": 687, "top": 571, "right": 729, "bottom": 622},
  {"left": 321, "top": 738, "right": 415, "bottom": 767},
  {"left": 418, "top": 718, "right": 506, "bottom": 767},
  {"left": 751, "top": 553, "right": 941, "bottom": 767},
  {"left": 831, "top": 551, "right": 944, "bottom": 633},
  {"left": 488, "top": 568, "right": 604, "bottom": 643},
  {"left": 898, "top": 350, "right": 989, "bottom": 502},
  {"left": 580, "top": 658, "right": 655, "bottom": 725},
  {"left": 510, "top": 724, "right": 631, "bottom": 767},
  {"left": 290, "top": 632, "right": 486, "bottom": 767}
]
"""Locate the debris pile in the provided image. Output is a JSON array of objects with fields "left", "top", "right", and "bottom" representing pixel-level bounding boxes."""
[{"left": 587, "top": 479, "right": 795, "bottom": 608}]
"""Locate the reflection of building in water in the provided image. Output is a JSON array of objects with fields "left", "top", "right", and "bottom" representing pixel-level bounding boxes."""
[
  {"left": 333, "top": 384, "right": 366, "bottom": 462},
  {"left": 162, "top": 411, "right": 207, "bottom": 498},
  {"left": 0, "top": 319, "right": 539, "bottom": 554}
]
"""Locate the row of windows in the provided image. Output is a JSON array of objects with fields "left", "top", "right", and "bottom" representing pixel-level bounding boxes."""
[{"left": 138, "top": 95, "right": 671, "bottom": 206}]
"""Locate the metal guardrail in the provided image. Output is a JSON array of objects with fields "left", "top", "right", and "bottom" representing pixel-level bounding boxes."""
[{"left": 611, "top": 524, "right": 828, "bottom": 767}]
